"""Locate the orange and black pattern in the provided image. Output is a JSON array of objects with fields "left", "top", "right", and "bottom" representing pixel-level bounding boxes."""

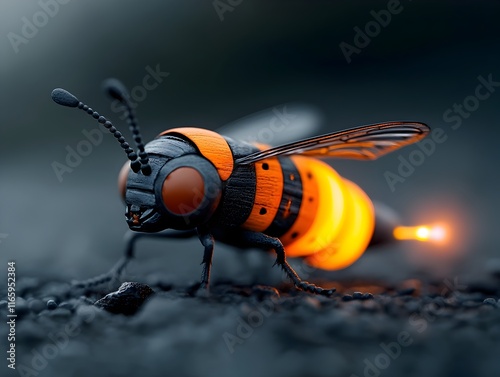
[{"left": 159, "top": 127, "right": 378, "bottom": 271}]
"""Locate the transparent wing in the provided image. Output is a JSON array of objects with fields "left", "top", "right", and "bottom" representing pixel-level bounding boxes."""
[
  {"left": 235, "top": 122, "right": 430, "bottom": 165},
  {"left": 216, "top": 103, "right": 323, "bottom": 146}
]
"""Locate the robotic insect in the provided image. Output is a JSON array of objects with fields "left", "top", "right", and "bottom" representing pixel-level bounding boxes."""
[{"left": 51, "top": 79, "right": 439, "bottom": 296}]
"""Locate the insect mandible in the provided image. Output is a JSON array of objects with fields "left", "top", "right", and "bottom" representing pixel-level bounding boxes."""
[{"left": 51, "top": 79, "right": 434, "bottom": 296}]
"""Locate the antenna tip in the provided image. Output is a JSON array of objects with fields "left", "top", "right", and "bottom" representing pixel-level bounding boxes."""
[
  {"left": 51, "top": 88, "right": 80, "bottom": 108},
  {"left": 102, "top": 78, "right": 129, "bottom": 101}
]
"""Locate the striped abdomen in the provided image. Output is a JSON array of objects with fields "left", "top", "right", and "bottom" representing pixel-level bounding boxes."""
[{"left": 225, "top": 140, "right": 376, "bottom": 270}]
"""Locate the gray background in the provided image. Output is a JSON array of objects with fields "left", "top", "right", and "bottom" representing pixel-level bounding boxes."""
[{"left": 1, "top": 0, "right": 499, "bottom": 286}]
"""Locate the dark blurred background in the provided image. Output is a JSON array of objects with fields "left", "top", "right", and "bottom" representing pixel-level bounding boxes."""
[{"left": 1, "top": 0, "right": 499, "bottom": 286}]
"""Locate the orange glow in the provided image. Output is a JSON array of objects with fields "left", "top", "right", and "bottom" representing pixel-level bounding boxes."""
[
  {"left": 304, "top": 179, "right": 375, "bottom": 270},
  {"left": 393, "top": 224, "right": 447, "bottom": 243},
  {"left": 283, "top": 158, "right": 375, "bottom": 270}
]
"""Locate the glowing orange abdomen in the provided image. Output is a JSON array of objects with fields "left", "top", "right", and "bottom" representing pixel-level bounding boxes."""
[
  {"left": 242, "top": 154, "right": 376, "bottom": 270},
  {"left": 285, "top": 156, "right": 375, "bottom": 270}
]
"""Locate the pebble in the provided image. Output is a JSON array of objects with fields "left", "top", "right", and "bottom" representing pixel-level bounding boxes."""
[
  {"left": 342, "top": 294, "right": 353, "bottom": 302},
  {"left": 251, "top": 285, "right": 280, "bottom": 301},
  {"left": 47, "top": 299, "right": 58, "bottom": 310},
  {"left": 94, "top": 282, "right": 154, "bottom": 315},
  {"left": 363, "top": 293, "right": 374, "bottom": 300},
  {"left": 483, "top": 298, "right": 497, "bottom": 306}
]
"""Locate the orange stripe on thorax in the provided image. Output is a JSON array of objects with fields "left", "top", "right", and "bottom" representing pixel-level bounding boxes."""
[
  {"left": 159, "top": 127, "right": 233, "bottom": 181},
  {"left": 242, "top": 148, "right": 284, "bottom": 232}
]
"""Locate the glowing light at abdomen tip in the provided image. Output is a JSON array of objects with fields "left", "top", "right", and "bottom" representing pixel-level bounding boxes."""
[{"left": 393, "top": 224, "right": 447, "bottom": 243}]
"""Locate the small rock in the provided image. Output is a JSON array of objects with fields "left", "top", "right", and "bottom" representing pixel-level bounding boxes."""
[
  {"left": 47, "top": 300, "right": 58, "bottom": 310},
  {"left": 352, "top": 292, "right": 363, "bottom": 300},
  {"left": 483, "top": 298, "right": 497, "bottom": 306},
  {"left": 342, "top": 294, "right": 353, "bottom": 302},
  {"left": 94, "top": 282, "right": 154, "bottom": 315},
  {"left": 362, "top": 293, "right": 374, "bottom": 300},
  {"left": 251, "top": 285, "right": 280, "bottom": 301}
]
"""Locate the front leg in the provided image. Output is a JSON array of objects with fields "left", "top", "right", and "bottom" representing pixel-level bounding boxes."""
[
  {"left": 240, "top": 231, "right": 335, "bottom": 297},
  {"left": 197, "top": 226, "right": 215, "bottom": 292},
  {"left": 72, "top": 229, "right": 196, "bottom": 289}
]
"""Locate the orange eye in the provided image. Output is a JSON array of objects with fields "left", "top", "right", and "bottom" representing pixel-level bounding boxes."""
[
  {"left": 118, "top": 161, "right": 130, "bottom": 200},
  {"left": 162, "top": 167, "right": 205, "bottom": 215}
]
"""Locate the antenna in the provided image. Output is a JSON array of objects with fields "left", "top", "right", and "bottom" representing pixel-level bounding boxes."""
[
  {"left": 51, "top": 88, "right": 142, "bottom": 173},
  {"left": 103, "top": 79, "right": 152, "bottom": 175}
]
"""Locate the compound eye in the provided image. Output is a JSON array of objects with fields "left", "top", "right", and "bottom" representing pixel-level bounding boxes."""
[
  {"left": 118, "top": 161, "right": 130, "bottom": 200},
  {"left": 162, "top": 167, "right": 205, "bottom": 215}
]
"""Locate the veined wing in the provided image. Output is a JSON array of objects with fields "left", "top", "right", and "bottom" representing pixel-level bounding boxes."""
[{"left": 235, "top": 122, "right": 430, "bottom": 165}]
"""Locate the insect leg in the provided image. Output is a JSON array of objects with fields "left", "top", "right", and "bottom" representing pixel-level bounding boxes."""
[
  {"left": 239, "top": 231, "right": 335, "bottom": 297},
  {"left": 72, "top": 229, "right": 196, "bottom": 289},
  {"left": 196, "top": 226, "right": 215, "bottom": 292}
]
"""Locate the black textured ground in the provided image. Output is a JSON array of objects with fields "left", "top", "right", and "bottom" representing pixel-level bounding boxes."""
[{"left": 2, "top": 264, "right": 500, "bottom": 377}]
